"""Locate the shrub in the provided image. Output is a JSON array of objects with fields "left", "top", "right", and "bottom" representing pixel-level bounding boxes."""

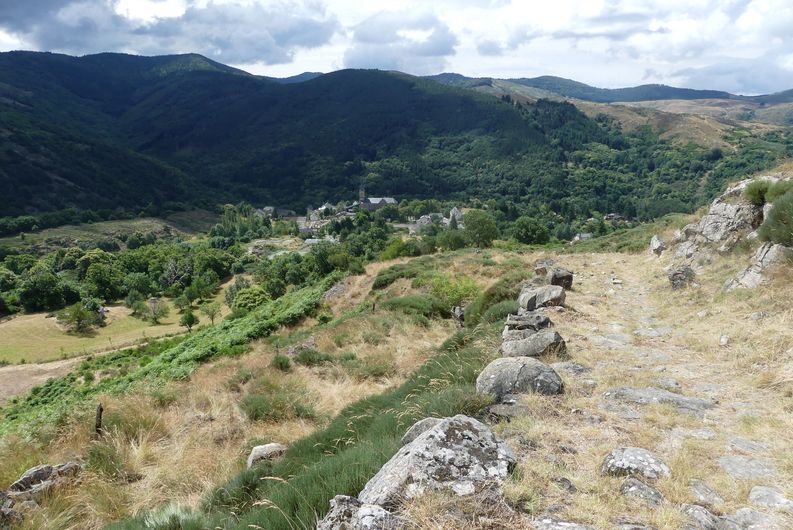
[
  {"left": 87, "top": 442, "right": 126, "bottom": 478},
  {"left": 758, "top": 188, "right": 793, "bottom": 246},
  {"left": 234, "top": 286, "right": 270, "bottom": 311},
  {"left": 436, "top": 229, "right": 468, "bottom": 251},
  {"left": 294, "top": 348, "right": 334, "bottom": 367},
  {"left": 766, "top": 180, "right": 793, "bottom": 203},
  {"left": 226, "top": 368, "right": 255, "bottom": 391},
  {"left": 512, "top": 216, "right": 551, "bottom": 244},
  {"left": 463, "top": 210, "right": 499, "bottom": 248},
  {"left": 381, "top": 294, "right": 449, "bottom": 319},
  {"left": 744, "top": 180, "right": 771, "bottom": 205},
  {"left": 240, "top": 389, "right": 315, "bottom": 422},
  {"left": 348, "top": 354, "right": 397, "bottom": 381},
  {"left": 465, "top": 270, "right": 529, "bottom": 326},
  {"left": 480, "top": 299, "right": 517, "bottom": 323},
  {"left": 270, "top": 355, "right": 292, "bottom": 372},
  {"left": 424, "top": 274, "right": 479, "bottom": 308},
  {"left": 371, "top": 258, "right": 432, "bottom": 290}
]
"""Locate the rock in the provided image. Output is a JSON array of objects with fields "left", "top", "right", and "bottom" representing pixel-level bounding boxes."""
[
  {"left": 316, "top": 495, "right": 403, "bottom": 530},
  {"left": 719, "top": 335, "right": 731, "bottom": 347},
  {"left": 532, "top": 517, "right": 595, "bottom": 530},
  {"left": 601, "top": 447, "right": 671, "bottom": 481},
  {"left": 500, "top": 330, "right": 566, "bottom": 358},
  {"left": 505, "top": 312, "right": 552, "bottom": 331},
  {"left": 748, "top": 486, "right": 793, "bottom": 512},
  {"left": 553, "top": 477, "right": 577, "bottom": 493},
  {"left": 697, "top": 200, "right": 762, "bottom": 244},
  {"left": 718, "top": 455, "right": 777, "bottom": 480},
  {"left": 476, "top": 357, "right": 564, "bottom": 401},
  {"left": 9, "top": 465, "right": 55, "bottom": 492},
  {"left": 620, "top": 477, "right": 664, "bottom": 505},
  {"left": 401, "top": 417, "right": 442, "bottom": 445},
  {"left": 246, "top": 443, "right": 287, "bottom": 469},
  {"left": 720, "top": 507, "right": 779, "bottom": 529},
  {"left": 653, "top": 377, "right": 681, "bottom": 391},
  {"left": 502, "top": 328, "right": 539, "bottom": 341},
  {"left": 534, "top": 260, "right": 556, "bottom": 277},
  {"left": 725, "top": 243, "right": 791, "bottom": 290},
  {"left": 358, "top": 415, "right": 516, "bottom": 508},
  {"left": 478, "top": 403, "right": 531, "bottom": 423},
  {"left": 682, "top": 503, "right": 721, "bottom": 530},
  {"left": 550, "top": 361, "right": 591, "bottom": 375},
  {"left": 649, "top": 235, "right": 666, "bottom": 256},
  {"left": 9, "top": 462, "right": 81, "bottom": 498},
  {"left": 690, "top": 479, "right": 724, "bottom": 508},
  {"left": 668, "top": 266, "right": 696, "bottom": 289},
  {"left": 549, "top": 268, "right": 574, "bottom": 290},
  {"left": 603, "top": 387, "right": 714, "bottom": 417},
  {"left": 518, "top": 285, "right": 566, "bottom": 311},
  {"left": 728, "top": 437, "right": 768, "bottom": 454}
]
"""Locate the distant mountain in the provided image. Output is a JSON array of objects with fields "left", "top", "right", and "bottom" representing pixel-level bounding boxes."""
[{"left": 263, "top": 72, "right": 324, "bottom": 84}]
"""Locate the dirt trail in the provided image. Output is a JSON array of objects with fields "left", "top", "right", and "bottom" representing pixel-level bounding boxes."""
[{"left": 0, "top": 357, "right": 82, "bottom": 402}]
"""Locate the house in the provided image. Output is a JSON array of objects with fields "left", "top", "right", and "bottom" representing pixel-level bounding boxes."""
[
  {"left": 255, "top": 207, "right": 297, "bottom": 219},
  {"left": 571, "top": 232, "right": 594, "bottom": 244},
  {"left": 360, "top": 197, "right": 398, "bottom": 211}
]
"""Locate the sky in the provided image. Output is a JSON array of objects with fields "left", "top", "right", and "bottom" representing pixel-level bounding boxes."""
[{"left": 1, "top": 0, "right": 792, "bottom": 94}]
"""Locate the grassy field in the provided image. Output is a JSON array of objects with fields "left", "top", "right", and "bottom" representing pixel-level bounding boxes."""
[{"left": 0, "top": 210, "right": 219, "bottom": 251}]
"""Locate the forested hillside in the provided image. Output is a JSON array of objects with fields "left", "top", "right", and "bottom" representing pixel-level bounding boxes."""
[{"left": 1, "top": 51, "right": 792, "bottom": 228}]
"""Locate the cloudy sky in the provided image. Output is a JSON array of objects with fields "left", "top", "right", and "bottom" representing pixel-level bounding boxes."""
[{"left": 1, "top": 0, "right": 792, "bottom": 94}]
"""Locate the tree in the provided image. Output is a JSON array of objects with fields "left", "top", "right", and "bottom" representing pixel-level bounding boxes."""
[
  {"left": 173, "top": 295, "right": 191, "bottom": 313},
  {"left": 436, "top": 229, "right": 468, "bottom": 250},
  {"left": 512, "top": 216, "right": 551, "bottom": 244},
  {"left": 84, "top": 262, "right": 125, "bottom": 301},
  {"left": 58, "top": 302, "right": 96, "bottom": 334},
  {"left": 17, "top": 263, "right": 65, "bottom": 311},
  {"left": 145, "top": 297, "right": 170, "bottom": 324},
  {"left": 0, "top": 267, "right": 17, "bottom": 291},
  {"left": 180, "top": 308, "right": 199, "bottom": 332},
  {"left": 463, "top": 210, "right": 499, "bottom": 248},
  {"left": 200, "top": 301, "right": 221, "bottom": 325}
]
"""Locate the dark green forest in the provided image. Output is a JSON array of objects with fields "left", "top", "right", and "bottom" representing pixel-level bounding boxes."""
[{"left": 2, "top": 51, "right": 792, "bottom": 233}]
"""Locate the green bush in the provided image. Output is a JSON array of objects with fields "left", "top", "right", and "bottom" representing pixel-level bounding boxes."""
[
  {"left": 381, "top": 294, "right": 450, "bottom": 319},
  {"left": 480, "top": 299, "right": 517, "bottom": 324},
  {"left": 371, "top": 258, "right": 432, "bottom": 290},
  {"left": 270, "top": 355, "right": 292, "bottom": 372},
  {"left": 294, "top": 348, "right": 334, "bottom": 367},
  {"left": 87, "top": 442, "right": 126, "bottom": 478},
  {"left": 233, "top": 286, "right": 270, "bottom": 311},
  {"left": 744, "top": 180, "right": 771, "bottom": 205},
  {"left": 240, "top": 387, "right": 315, "bottom": 423},
  {"left": 226, "top": 368, "right": 255, "bottom": 391},
  {"left": 512, "top": 216, "right": 551, "bottom": 244},
  {"left": 423, "top": 274, "right": 479, "bottom": 308},
  {"left": 759, "top": 188, "right": 793, "bottom": 246},
  {"left": 464, "top": 270, "right": 529, "bottom": 326},
  {"left": 348, "top": 354, "right": 397, "bottom": 381},
  {"left": 766, "top": 180, "right": 793, "bottom": 203}
]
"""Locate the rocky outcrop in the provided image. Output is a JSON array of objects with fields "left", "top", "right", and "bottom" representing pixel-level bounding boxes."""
[
  {"left": 1, "top": 461, "right": 82, "bottom": 524},
  {"left": 400, "top": 417, "right": 442, "bottom": 445},
  {"left": 246, "top": 443, "right": 287, "bottom": 469},
  {"left": 317, "top": 495, "right": 403, "bottom": 530},
  {"left": 603, "top": 386, "right": 714, "bottom": 417},
  {"left": 499, "top": 330, "right": 566, "bottom": 358},
  {"left": 724, "top": 243, "right": 791, "bottom": 290},
  {"left": 549, "top": 268, "right": 574, "bottom": 289},
  {"left": 620, "top": 477, "right": 664, "bottom": 505},
  {"left": 477, "top": 357, "right": 564, "bottom": 401},
  {"left": 518, "top": 285, "right": 566, "bottom": 311},
  {"left": 601, "top": 447, "right": 671, "bottom": 481},
  {"left": 358, "top": 415, "right": 516, "bottom": 508},
  {"left": 649, "top": 235, "right": 666, "bottom": 257},
  {"left": 668, "top": 266, "right": 696, "bottom": 289}
]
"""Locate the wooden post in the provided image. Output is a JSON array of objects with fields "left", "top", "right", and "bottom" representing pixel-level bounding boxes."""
[{"left": 95, "top": 403, "right": 104, "bottom": 437}]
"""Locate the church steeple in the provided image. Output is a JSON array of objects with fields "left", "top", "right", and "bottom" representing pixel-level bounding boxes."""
[{"left": 359, "top": 184, "right": 366, "bottom": 203}]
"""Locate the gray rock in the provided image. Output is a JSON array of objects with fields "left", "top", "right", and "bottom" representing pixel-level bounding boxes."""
[
  {"left": 400, "top": 417, "right": 442, "bottom": 445},
  {"left": 728, "top": 437, "right": 768, "bottom": 454},
  {"left": 505, "top": 312, "right": 552, "bottom": 331},
  {"left": 518, "top": 285, "right": 566, "bottom": 311},
  {"left": 697, "top": 200, "right": 762, "bottom": 244},
  {"left": 649, "top": 235, "right": 666, "bottom": 257},
  {"left": 690, "top": 479, "right": 724, "bottom": 508},
  {"left": 603, "top": 387, "right": 714, "bottom": 416},
  {"left": 532, "top": 517, "right": 595, "bottom": 530},
  {"left": 591, "top": 333, "right": 630, "bottom": 350},
  {"left": 500, "top": 330, "right": 566, "bottom": 358},
  {"left": 748, "top": 486, "right": 793, "bottom": 512},
  {"left": 682, "top": 503, "right": 720, "bottom": 530},
  {"left": 358, "top": 415, "right": 516, "bottom": 508},
  {"left": 720, "top": 507, "right": 779, "bottom": 529},
  {"left": 601, "top": 447, "right": 671, "bottom": 481},
  {"left": 476, "top": 357, "right": 564, "bottom": 401},
  {"left": 719, "top": 455, "right": 777, "bottom": 480},
  {"left": 479, "top": 403, "right": 531, "bottom": 423},
  {"left": 246, "top": 443, "right": 287, "bottom": 469},
  {"left": 724, "top": 243, "right": 790, "bottom": 290},
  {"left": 653, "top": 378, "right": 681, "bottom": 391},
  {"left": 620, "top": 477, "right": 664, "bottom": 505},
  {"left": 8, "top": 461, "right": 81, "bottom": 502},
  {"left": 316, "top": 495, "right": 403, "bottom": 530},
  {"left": 549, "top": 268, "right": 574, "bottom": 290},
  {"left": 550, "top": 361, "right": 591, "bottom": 375}
]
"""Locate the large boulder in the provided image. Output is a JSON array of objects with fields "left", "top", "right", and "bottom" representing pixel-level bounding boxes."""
[
  {"left": 697, "top": 200, "right": 762, "bottom": 244},
  {"left": 246, "top": 443, "right": 287, "bottom": 469},
  {"left": 500, "top": 330, "right": 566, "bottom": 358},
  {"left": 649, "top": 235, "right": 666, "bottom": 257},
  {"left": 504, "top": 312, "right": 551, "bottom": 331},
  {"left": 358, "top": 415, "right": 516, "bottom": 508},
  {"left": 476, "top": 357, "right": 564, "bottom": 401},
  {"left": 400, "top": 417, "right": 442, "bottom": 445},
  {"left": 601, "top": 447, "right": 671, "bottom": 481},
  {"left": 668, "top": 266, "right": 696, "bottom": 289},
  {"left": 518, "top": 285, "right": 565, "bottom": 311},
  {"left": 549, "top": 268, "right": 574, "bottom": 290},
  {"left": 316, "top": 495, "right": 403, "bottom": 530},
  {"left": 7, "top": 462, "right": 81, "bottom": 502},
  {"left": 724, "top": 243, "right": 791, "bottom": 290}
]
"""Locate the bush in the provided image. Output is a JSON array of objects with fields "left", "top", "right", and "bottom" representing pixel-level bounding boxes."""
[
  {"left": 371, "top": 258, "right": 432, "bottom": 290},
  {"left": 226, "top": 368, "right": 255, "bottom": 391},
  {"left": 294, "top": 348, "right": 334, "bottom": 367},
  {"left": 744, "top": 180, "right": 771, "bottom": 205},
  {"left": 347, "top": 354, "right": 397, "bottom": 381},
  {"left": 270, "top": 355, "right": 292, "bottom": 372},
  {"left": 423, "top": 274, "right": 478, "bottom": 308},
  {"left": 464, "top": 270, "right": 529, "bottom": 326},
  {"left": 480, "top": 299, "right": 517, "bottom": 323},
  {"left": 758, "top": 188, "right": 793, "bottom": 246},
  {"left": 512, "top": 216, "right": 551, "bottom": 244},
  {"left": 766, "top": 180, "right": 793, "bottom": 203},
  {"left": 240, "top": 382, "right": 315, "bottom": 423},
  {"left": 436, "top": 229, "right": 468, "bottom": 251},
  {"left": 381, "top": 294, "right": 449, "bottom": 319},
  {"left": 233, "top": 286, "right": 270, "bottom": 311}
]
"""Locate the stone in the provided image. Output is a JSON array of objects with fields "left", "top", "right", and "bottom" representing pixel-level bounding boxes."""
[
  {"left": 549, "top": 268, "right": 574, "bottom": 289},
  {"left": 478, "top": 403, "right": 531, "bottom": 423},
  {"left": 720, "top": 507, "right": 779, "bottom": 529},
  {"left": 358, "top": 415, "right": 516, "bottom": 508},
  {"left": 603, "top": 387, "right": 714, "bottom": 417},
  {"left": 748, "top": 486, "right": 793, "bottom": 512},
  {"left": 316, "top": 495, "right": 403, "bottom": 530},
  {"left": 620, "top": 477, "right": 664, "bottom": 505},
  {"left": 246, "top": 443, "right": 287, "bottom": 469},
  {"left": 653, "top": 378, "right": 681, "bottom": 391},
  {"left": 689, "top": 479, "right": 724, "bottom": 508},
  {"left": 476, "top": 357, "right": 564, "bottom": 402},
  {"left": 9, "top": 462, "right": 81, "bottom": 496},
  {"left": 552, "top": 477, "right": 577, "bottom": 493},
  {"left": 649, "top": 235, "right": 666, "bottom": 256},
  {"left": 500, "top": 330, "right": 566, "bottom": 358},
  {"left": 668, "top": 266, "right": 696, "bottom": 289},
  {"left": 505, "top": 312, "right": 552, "bottom": 331},
  {"left": 400, "top": 417, "right": 442, "bottom": 445},
  {"left": 550, "top": 361, "right": 591, "bottom": 375},
  {"left": 697, "top": 200, "right": 762, "bottom": 244},
  {"left": 725, "top": 243, "right": 791, "bottom": 290},
  {"left": 728, "top": 437, "right": 768, "bottom": 454},
  {"left": 719, "top": 335, "right": 731, "bottom": 347},
  {"left": 718, "top": 455, "right": 777, "bottom": 480},
  {"left": 602, "top": 447, "right": 671, "bottom": 481},
  {"left": 502, "top": 328, "right": 539, "bottom": 341},
  {"left": 682, "top": 503, "right": 720, "bottom": 530},
  {"left": 518, "top": 285, "right": 566, "bottom": 311},
  {"left": 533, "top": 517, "right": 595, "bottom": 530}
]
